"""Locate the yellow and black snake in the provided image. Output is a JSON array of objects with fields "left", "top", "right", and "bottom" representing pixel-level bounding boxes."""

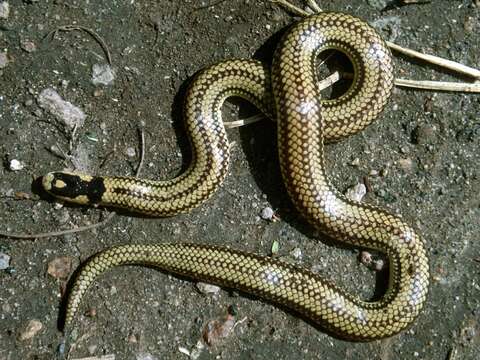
[{"left": 43, "top": 13, "right": 429, "bottom": 341}]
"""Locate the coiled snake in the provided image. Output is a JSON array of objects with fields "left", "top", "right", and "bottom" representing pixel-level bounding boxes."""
[{"left": 42, "top": 13, "right": 429, "bottom": 340}]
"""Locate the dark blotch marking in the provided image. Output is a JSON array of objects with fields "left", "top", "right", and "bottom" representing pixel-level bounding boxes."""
[{"left": 48, "top": 172, "right": 106, "bottom": 204}]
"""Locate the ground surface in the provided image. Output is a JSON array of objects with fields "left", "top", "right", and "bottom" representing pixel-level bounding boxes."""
[{"left": 0, "top": 0, "right": 479, "bottom": 359}]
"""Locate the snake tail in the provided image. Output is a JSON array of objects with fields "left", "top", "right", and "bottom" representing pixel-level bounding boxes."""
[
  {"left": 62, "top": 243, "right": 401, "bottom": 341},
  {"left": 59, "top": 12, "right": 429, "bottom": 340}
]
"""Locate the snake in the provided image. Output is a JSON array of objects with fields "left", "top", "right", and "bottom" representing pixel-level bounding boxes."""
[{"left": 42, "top": 13, "right": 429, "bottom": 341}]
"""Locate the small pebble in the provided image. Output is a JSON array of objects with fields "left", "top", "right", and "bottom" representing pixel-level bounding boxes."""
[
  {"left": 135, "top": 352, "right": 158, "bottom": 360},
  {"left": 0, "top": 1, "right": 9, "bottom": 19},
  {"left": 47, "top": 256, "right": 74, "bottom": 279},
  {"left": 398, "top": 158, "right": 413, "bottom": 172},
  {"left": 359, "top": 251, "right": 372, "bottom": 266},
  {"left": 366, "top": 0, "right": 389, "bottom": 10},
  {"left": 178, "top": 347, "right": 190, "bottom": 356},
  {"left": 93, "top": 88, "right": 104, "bottom": 97},
  {"left": 196, "top": 282, "right": 221, "bottom": 295},
  {"left": 37, "top": 88, "right": 86, "bottom": 129},
  {"left": 20, "top": 39, "right": 37, "bottom": 53},
  {"left": 127, "top": 333, "right": 138, "bottom": 343},
  {"left": 85, "top": 307, "right": 97, "bottom": 318},
  {"left": 350, "top": 157, "right": 360, "bottom": 166},
  {"left": 19, "top": 319, "right": 43, "bottom": 341},
  {"left": 412, "top": 124, "right": 437, "bottom": 145},
  {"left": 271, "top": 240, "right": 280, "bottom": 255},
  {"left": 54, "top": 202, "right": 64, "bottom": 210},
  {"left": 87, "top": 344, "right": 98, "bottom": 355},
  {"left": 91, "top": 63, "right": 115, "bottom": 86},
  {"left": 260, "top": 206, "right": 274, "bottom": 220},
  {"left": 464, "top": 16, "right": 475, "bottom": 33},
  {"left": 290, "top": 247, "right": 302, "bottom": 260},
  {"left": 0, "top": 52, "right": 8, "bottom": 68},
  {"left": 373, "top": 259, "right": 385, "bottom": 271},
  {"left": 345, "top": 183, "right": 366, "bottom": 202},
  {"left": 203, "top": 313, "right": 235, "bottom": 347},
  {"left": 0, "top": 252, "right": 11, "bottom": 270},
  {"left": 9, "top": 159, "right": 24, "bottom": 171},
  {"left": 399, "top": 145, "right": 409, "bottom": 154},
  {"left": 189, "top": 339, "right": 205, "bottom": 360},
  {"left": 57, "top": 342, "right": 65, "bottom": 357},
  {"left": 125, "top": 147, "right": 136, "bottom": 157},
  {"left": 2, "top": 303, "right": 11, "bottom": 313},
  {"left": 13, "top": 191, "right": 32, "bottom": 200}
]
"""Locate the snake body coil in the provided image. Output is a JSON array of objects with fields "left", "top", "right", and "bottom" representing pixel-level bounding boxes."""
[{"left": 46, "top": 13, "right": 429, "bottom": 340}]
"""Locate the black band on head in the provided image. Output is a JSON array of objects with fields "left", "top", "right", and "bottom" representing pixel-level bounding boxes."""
[{"left": 49, "top": 173, "right": 106, "bottom": 204}]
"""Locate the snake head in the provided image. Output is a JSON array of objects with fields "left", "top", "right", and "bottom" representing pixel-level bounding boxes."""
[{"left": 42, "top": 171, "right": 105, "bottom": 205}]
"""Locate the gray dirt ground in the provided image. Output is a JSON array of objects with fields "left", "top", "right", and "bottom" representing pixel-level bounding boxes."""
[{"left": 0, "top": 0, "right": 479, "bottom": 359}]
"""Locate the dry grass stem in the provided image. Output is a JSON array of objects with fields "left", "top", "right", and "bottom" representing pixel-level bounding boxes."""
[
  {"left": 395, "top": 78, "right": 480, "bottom": 93},
  {"left": 386, "top": 41, "right": 480, "bottom": 79}
]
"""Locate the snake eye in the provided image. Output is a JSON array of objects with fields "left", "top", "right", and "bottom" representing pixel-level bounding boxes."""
[{"left": 42, "top": 172, "right": 105, "bottom": 205}]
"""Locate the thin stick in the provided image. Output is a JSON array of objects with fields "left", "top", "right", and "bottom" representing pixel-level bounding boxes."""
[
  {"left": 193, "top": 0, "right": 228, "bottom": 11},
  {"left": 317, "top": 70, "right": 342, "bottom": 90},
  {"left": 270, "top": 0, "right": 310, "bottom": 16},
  {"left": 135, "top": 126, "right": 145, "bottom": 177},
  {"left": 45, "top": 25, "right": 112, "bottom": 65},
  {"left": 70, "top": 354, "right": 116, "bottom": 360},
  {"left": 306, "top": 0, "right": 322, "bottom": 12},
  {"left": 0, "top": 126, "right": 146, "bottom": 240},
  {"left": 387, "top": 41, "right": 480, "bottom": 79},
  {"left": 394, "top": 78, "right": 480, "bottom": 93},
  {"left": 224, "top": 114, "right": 266, "bottom": 129},
  {"left": 0, "top": 212, "right": 116, "bottom": 240}
]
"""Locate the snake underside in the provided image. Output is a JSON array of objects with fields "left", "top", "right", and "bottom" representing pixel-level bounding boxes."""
[{"left": 47, "top": 13, "right": 429, "bottom": 341}]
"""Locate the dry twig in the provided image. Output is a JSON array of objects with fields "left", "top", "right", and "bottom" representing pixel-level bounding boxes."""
[
  {"left": 44, "top": 25, "right": 112, "bottom": 65},
  {"left": 0, "top": 213, "right": 116, "bottom": 240}
]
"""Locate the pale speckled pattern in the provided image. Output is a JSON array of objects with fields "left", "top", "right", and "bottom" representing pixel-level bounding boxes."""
[
  {"left": 62, "top": 13, "right": 429, "bottom": 341},
  {"left": 43, "top": 18, "right": 392, "bottom": 216}
]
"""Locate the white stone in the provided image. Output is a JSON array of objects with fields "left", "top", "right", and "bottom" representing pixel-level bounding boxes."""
[
  {"left": 91, "top": 63, "right": 115, "bottom": 86},
  {"left": 9, "top": 159, "right": 24, "bottom": 171},
  {"left": 0, "top": 2, "right": 10, "bottom": 19},
  {"left": 37, "top": 88, "right": 86, "bottom": 129},
  {"left": 345, "top": 183, "right": 367, "bottom": 202},
  {"left": 0, "top": 52, "right": 8, "bottom": 68},
  {"left": 0, "top": 252, "right": 11, "bottom": 270}
]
